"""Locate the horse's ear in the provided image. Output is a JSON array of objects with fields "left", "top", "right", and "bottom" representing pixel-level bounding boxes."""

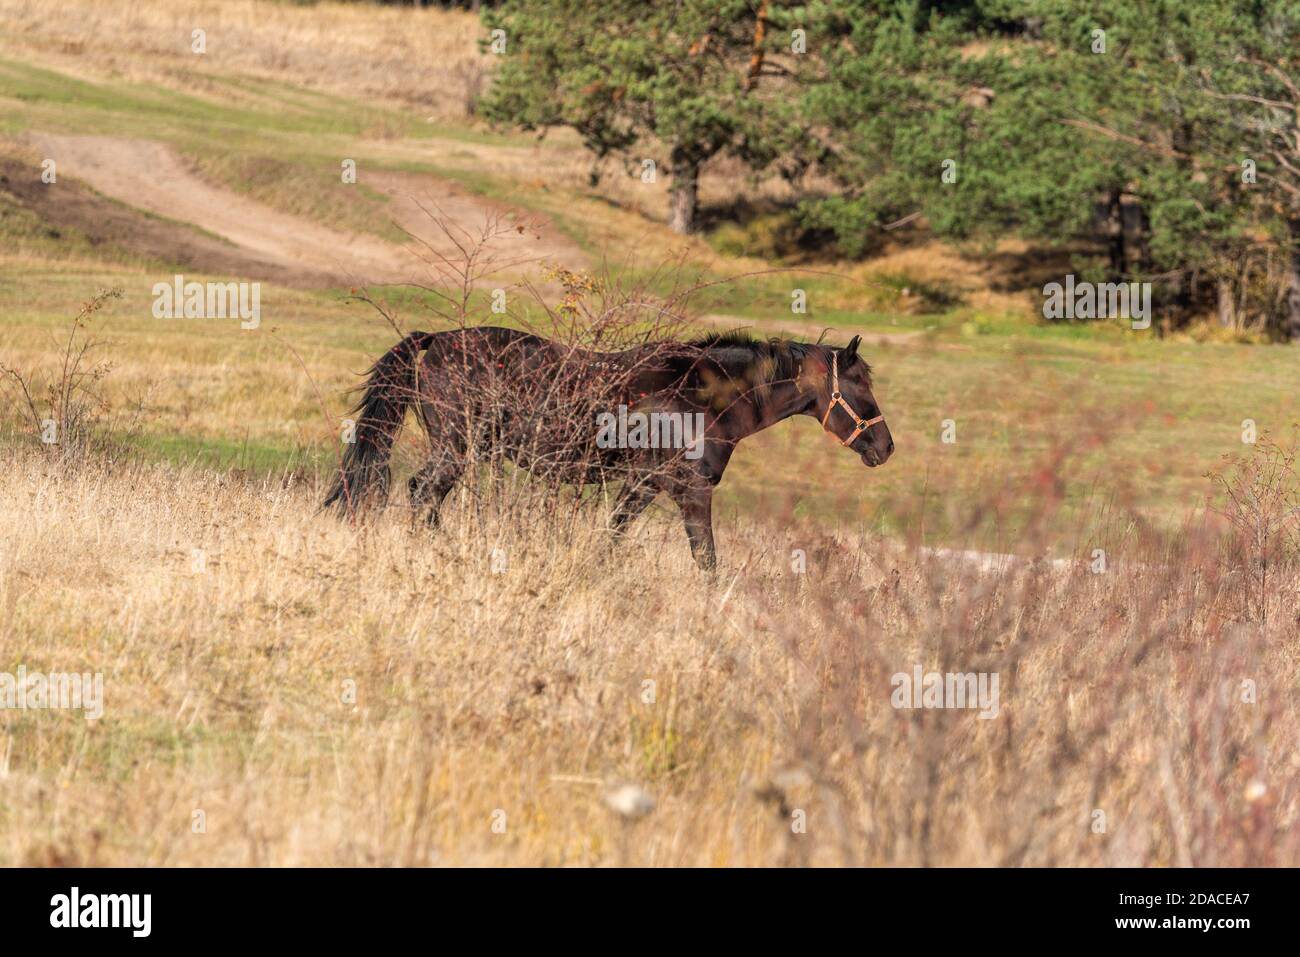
[{"left": 843, "top": 335, "right": 862, "bottom": 364}]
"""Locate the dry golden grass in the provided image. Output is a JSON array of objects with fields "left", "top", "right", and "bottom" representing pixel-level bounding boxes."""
[
  {"left": 1, "top": 443, "right": 1296, "bottom": 866},
  {"left": 845, "top": 239, "right": 1047, "bottom": 318},
  {"left": 0, "top": 0, "right": 488, "bottom": 120}
]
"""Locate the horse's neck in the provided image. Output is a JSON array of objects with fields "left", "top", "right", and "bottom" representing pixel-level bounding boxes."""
[
  {"left": 729, "top": 354, "right": 818, "bottom": 438},
  {"left": 769, "top": 370, "right": 818, "bottom": 423}
]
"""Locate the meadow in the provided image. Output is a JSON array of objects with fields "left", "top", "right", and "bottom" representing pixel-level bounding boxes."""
[{"left": 0, "top": 0, "right": 1297, "bottom": 866}]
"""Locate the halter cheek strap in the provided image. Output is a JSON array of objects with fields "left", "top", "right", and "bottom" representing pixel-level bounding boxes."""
[{"left": 820, "top": 352, "right": 885, "bottom": 447}]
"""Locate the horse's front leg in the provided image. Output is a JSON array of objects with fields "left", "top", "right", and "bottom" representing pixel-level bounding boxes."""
[{"left": 670, "top": 486, "right": 716, "bottom": 571}]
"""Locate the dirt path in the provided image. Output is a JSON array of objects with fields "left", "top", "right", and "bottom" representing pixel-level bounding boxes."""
[
  {"left": 27, "top": 133, "right": 585, "bottom": 287},
  {"left": 365, "top": 168, "right": 588, "bottom": 275}
]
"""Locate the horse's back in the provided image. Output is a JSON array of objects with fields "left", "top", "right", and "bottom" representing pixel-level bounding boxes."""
[{"left": 426, "top": 325, "right": 543, "bottom": 354}]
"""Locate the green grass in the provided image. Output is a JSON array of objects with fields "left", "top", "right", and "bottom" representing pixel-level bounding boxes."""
[
  {"left": 127, "top": 430, "right": 330, "bottom": 475},
  {"left": 0, "top": 57, "right": 427, "bottom": 141}
]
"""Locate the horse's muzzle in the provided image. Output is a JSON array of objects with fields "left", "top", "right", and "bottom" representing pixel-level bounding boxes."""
[{"left": 860, "top": 436, "right": 894, "bottom": 468}]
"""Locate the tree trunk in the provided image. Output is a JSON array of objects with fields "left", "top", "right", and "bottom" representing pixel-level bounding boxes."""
[
  {"left": 1279, "top": 217, "right": 1300, "bottom": 340},
  {"left": 1127, "top": 195, "right": 1151, "bottom": 274},
  {"left": 668, "top": 150, "right": 700, "bottom": 235},
  {"left": 744, "top": 0, "right": 769, "bottom": 92},
  {"left": 1217, "top": 277, "right": 1236, "bottom": 329},
  {"left": 1279, "top": 234, "right": 1300, "bottom": 340},
  {"left": 1103, "top": 188, "right": 1125, "bottom": 280}
]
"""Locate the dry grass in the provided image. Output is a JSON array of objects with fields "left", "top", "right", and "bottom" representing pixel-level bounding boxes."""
[
  {"left": 0, "top": 0, "right": 488, "bottom": 120},
  {"left": 1, "top": 442, "right": 1296, "bottom": 866},
  {"left": 844, "top": 239, "right": 1047, "bottom": 318}
]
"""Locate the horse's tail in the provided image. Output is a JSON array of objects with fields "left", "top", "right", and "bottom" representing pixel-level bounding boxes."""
[{"left": 323, "top": 331, "right": 436, "bottom": 514}]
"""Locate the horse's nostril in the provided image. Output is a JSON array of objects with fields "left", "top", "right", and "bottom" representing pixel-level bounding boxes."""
[{"left": 887, "top": 440, "right": 895, "bottom": 455}]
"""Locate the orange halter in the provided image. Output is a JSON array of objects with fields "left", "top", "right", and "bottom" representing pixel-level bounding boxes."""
[{"left": 820, "top": 352, "right": 885, "bottom": 447}]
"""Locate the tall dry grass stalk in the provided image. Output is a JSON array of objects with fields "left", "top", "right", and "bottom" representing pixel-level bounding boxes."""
[{"left": 0, "top": 286, "right": 149, "bottom": 468}]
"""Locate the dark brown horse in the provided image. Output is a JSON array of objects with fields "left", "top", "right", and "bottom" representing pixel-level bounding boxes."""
[{"left": 323, "top": 326, "right": 893, "bottom": 569}]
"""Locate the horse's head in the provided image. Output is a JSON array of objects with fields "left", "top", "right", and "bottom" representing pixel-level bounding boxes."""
[{"left": 812, "top": 335, "right": 894, "bottom": 468}]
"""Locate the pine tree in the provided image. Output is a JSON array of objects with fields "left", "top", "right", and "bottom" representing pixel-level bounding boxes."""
[{"left": 481, "top": 0, "right": 811, "bottom": 234}]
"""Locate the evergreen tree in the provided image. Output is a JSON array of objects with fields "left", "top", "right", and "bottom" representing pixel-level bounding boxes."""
[{"left": 481, "top": 0, "right": 810, "bottom": 234}]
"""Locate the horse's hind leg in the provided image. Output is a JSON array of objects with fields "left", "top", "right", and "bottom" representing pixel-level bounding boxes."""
[
  {"left": 409, "top": 392, "right": 472, "bottom": 527},
  {"left": 409, "top": 454, "right": 463, "bottom": 527},
  {"left": 609, "top": 479, "right": 657, "bottom": 536}
]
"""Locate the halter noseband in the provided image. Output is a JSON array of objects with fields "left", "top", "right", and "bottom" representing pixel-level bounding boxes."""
[{"left": 820, "top": 352, "right": 885, "bottom": 447}]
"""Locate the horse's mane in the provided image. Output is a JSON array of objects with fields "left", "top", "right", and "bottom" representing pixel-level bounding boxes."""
[
  {"left": 688, "top": 329, "right": 871, "bottom": 393},
  {"left": 687, "top": 329, "right": 763, "bottom": 350}
]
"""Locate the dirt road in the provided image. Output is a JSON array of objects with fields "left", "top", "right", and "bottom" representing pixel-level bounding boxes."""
[{"left": 27, "top": 133, "right": 586, "bottom": 287}]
